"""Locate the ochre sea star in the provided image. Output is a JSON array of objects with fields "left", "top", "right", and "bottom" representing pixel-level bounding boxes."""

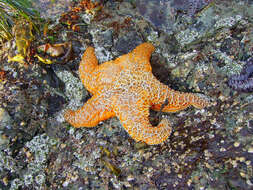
[{"left": 64, "top": 43, "right": 209, "bottom": 145}]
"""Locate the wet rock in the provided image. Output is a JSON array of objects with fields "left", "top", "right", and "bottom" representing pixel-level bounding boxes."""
[
  {"left": 32, "top": 0, "right": 72, "bottom": 19},
  {"left": 0, "top": 151, "right": 19, "bottom": 173},
  {"left": 53, "top": 65, "right": 88, "bottom": 110},
  {"left": 171, "top": 0, "right": 213, "bottom": 16},
  {"left": 213, "top": 51, "right": 243, "bottom": 76},
  {"left": 9, "top": 133, "right": 59, "bottom": 189},
  {"left": 175, "top": 8, "right": 214, "bottom": 47},
  {"left": 0, "top": 107, "right": 12, "bottom": 130},
  {"left": 42, "top": 67, "right": 65, "bottom": 89},
  {"left": 94, "top": 29, "right": 113, "bottom": 48},
  {"left": 175, "top": 8, "right": 245, "bottom": 48},
  {"left": 114, "top": 31, "right": 143, "bottom": 54},
  {"left": 136, "top": 0, "right": 174, "bottom": 34},
  {"left": 136, "top": 0, "right": 214, "bottom": 35},
  {"left": 73, "top": 146, "right": 101, "bottom": 173},
  {"left": 89, "top": 28, "right": 114, "bottom": 63},
  {"left": 46, "top": 94, "right": 66, "bottom": 115},
  {"left": 0, "top": 133, "right": 9, "bottom": 150}
]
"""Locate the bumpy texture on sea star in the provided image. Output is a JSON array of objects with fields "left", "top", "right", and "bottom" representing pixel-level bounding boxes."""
[{"left": 64, "top": 43, "right": 209, "bottom": 145}]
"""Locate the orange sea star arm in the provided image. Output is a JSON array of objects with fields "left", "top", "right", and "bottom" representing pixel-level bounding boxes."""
[
  {"left": 79, "top": 46, "right": 98, "bottom": 93},
  {"left": 131, "top": 42, "right": 155, "bottom": 62},
  {"left": 113, "top": 93, "right": 172, "bottom": 145},
  {"left": 64, "top": 93, "right": 115, "bottom": 128},
  {"left": 114, "top": 43, "right": 155, "bottom": 72},
  {"left": 151, "top": 83, "right": 209, "bottom": 112}
]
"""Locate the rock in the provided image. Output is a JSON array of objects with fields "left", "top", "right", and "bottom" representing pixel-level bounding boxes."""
[
  {"left": 0, "top": 133, "right": 9, "bottom": 149},
  {"left": 53, "top": 65, "right": 88, "bottom": 110},
  {"left": 0, "top": 107, "right": 12, "bottom": 130},
  {"left": 114, "top": 31, "right": 143, "bottom": 54}
]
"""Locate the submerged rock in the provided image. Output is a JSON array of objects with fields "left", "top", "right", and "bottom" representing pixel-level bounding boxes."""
[
  {"left": 136, "top": 0, "right": 175, "bottom": 34},
  {"left": 0, "top": 107, "right": 12, "bottom": 130},
  {"left": 32, "top": 0, "right": 72, "bottom": 19},
  {"left": 135, "top": 0, "right": 214, "bottom": 34},
  {"left": 10, "top": 134, "right": 58, "bottom": 189}
]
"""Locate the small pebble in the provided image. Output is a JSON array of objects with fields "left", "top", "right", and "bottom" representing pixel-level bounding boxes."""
[
  {"left": 240, "top": 172, "right": 246, "bottom": 178},
  {"left": 2, "top": 176, "right": 8, "bottom": 186},
  {"left": 174, "top": 131, "right": 179, "bottom": 136},
  {"left": 246, "top": 160, "right": 251, "bottom": 166},
  {"left": 20, "top": 121, "right": 26, "bottom": 126},
  {"left": 248, "top": 147, "right": 253, "bottom": 153},
  {"left": 25, "top": 151, "right": 32, "bottom": 159},
  {"left": 234, "top": 142, "right": 240, "bottom": 147},
  {"left": 187, "top": 179, "right": 192, "bottom": 186},
  {"left": 127, "top": 175, "right": 134, "bottom": 181},
  {"left": 239, "top": 157, "right": 245, "bottom": 162},
  {"left": 60, "top": 143, "right": 67, "bottom": 149},
  {"left": 246, "top": 179, "right": 253, "bottom": 186}
]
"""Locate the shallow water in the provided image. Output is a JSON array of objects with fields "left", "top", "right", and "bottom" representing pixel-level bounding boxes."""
[
  {"left": 135, "top": 0, "right": 213, "bottom": 33},
  {"left": 136, "top": 0, "right": 174, "bottom": 33},
  {"left": 32, "top": 0, "right": 72, "bottom": 18}
]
